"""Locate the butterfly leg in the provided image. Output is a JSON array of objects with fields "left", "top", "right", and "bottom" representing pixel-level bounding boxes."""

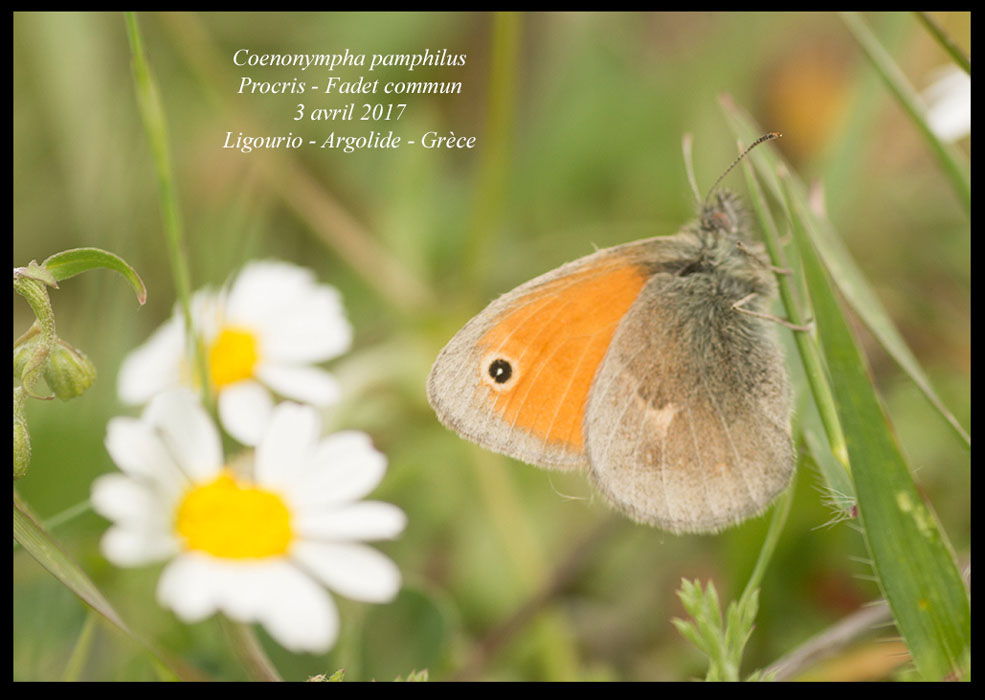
[
  {"left": 735, "top": 241, "right": 792, "bottom": 276},
  {"left": 731, "top": 293, "right": 814, "bottom": 333}
]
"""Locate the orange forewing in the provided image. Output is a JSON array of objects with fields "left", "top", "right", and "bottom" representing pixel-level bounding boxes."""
[{"left": 477, "top": 258, "right": 648, "bottom": 450}]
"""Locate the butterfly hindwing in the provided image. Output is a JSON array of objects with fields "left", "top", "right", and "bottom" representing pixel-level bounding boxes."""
[{"left": 584, "top": 250, "right": 794, "bottom": 533}]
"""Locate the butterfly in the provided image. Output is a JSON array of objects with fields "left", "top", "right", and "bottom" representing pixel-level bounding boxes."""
[{"left": 427, "top": 134, "right": 794, "bottom": 534}]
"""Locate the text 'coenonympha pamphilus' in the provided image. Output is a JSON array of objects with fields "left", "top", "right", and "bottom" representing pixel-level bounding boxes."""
[{"left": 427, "top": 134, "right": 794, "bottom": 534}]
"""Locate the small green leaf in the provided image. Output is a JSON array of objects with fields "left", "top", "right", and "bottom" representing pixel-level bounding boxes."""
[
  {"left": 671, "top": 616, "right": 705, "bottom": 652},
  {"left": 394, "top": 669, "right": 429, "bottom": 682},
  {"left": 673, "top": 578, "right": 753, "bottom": 682},
  {"left": 672, "top": 465, "right": 794, "bottom": 681},
  {"left": 307, "top": 669, "right": 345, "bottom": 681},
  {"left": 42, "top": 247, "right": 147, "bottom": 305}
]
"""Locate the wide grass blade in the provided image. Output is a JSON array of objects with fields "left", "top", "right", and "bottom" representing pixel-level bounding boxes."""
[{"left": 780, "top": 174, "right": 970, "bottom": 681}]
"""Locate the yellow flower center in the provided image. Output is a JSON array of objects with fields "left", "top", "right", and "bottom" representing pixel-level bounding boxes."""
[
  {"left": 175, "top": 471, "right": 293, "bottom": 559},
  {"left": 208, "top": 326, "right": 259, "bottom": 390}
]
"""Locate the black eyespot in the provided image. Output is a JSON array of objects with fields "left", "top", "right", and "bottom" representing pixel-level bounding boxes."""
[{"left": 488, "top": 358, "right": 512, "bottom": 384}]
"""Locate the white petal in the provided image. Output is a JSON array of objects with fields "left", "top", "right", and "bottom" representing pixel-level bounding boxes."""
[
  {"left": 158, "top": 553, "right": 339, "bottom": 653},
  {"left": 255, "top": 402, "right": 321, "bottom": 489},
  {"left": 253, "top": 563, "right": 339, "bottom": 654},
  {"left": 117, "top": 315, "right": 185, "bottom": 405},
  {"left": 90, "top": 473, "right": 174, "bottom": 528},
  {"left": 105, "top": 417, "right": 187, "bottom": 495},
  {"left": 217, "top": 380, "right": 273, "bottom": 447},
  {"left": 100, "top": 525, "right": 179, "bottom": 567},
  {"left": 255, "top": 364, "right": 340, "bottom": 406},
  {"left": 157, "top": 552, "right": 223, "bottom": 621},
  {"left": 257, "top": 286, "right": 352, "bottom": 364},
  {"left": 143, "top": 390, "right": 223, "bottom": 482},
  {"left": 157, "top": 553, "right": 278, "bottom": 622},
  {"left": 294, "top": 501, "right": 406, "bottom": 542},
  {"left": 225, "top": 261, "right": 317, "bottom": 326},
  {"left": 287, "top": 431, "right": 387, "bottom": 509},
  {"left": 192, "top": 559, "right": 285, "bottom": 621},
  {"left": 292, "top": 541, "right": 401, "bottom": 603}
]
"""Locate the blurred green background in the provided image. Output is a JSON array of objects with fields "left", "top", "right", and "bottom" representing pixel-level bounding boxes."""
[{"left": 13, "top": 12, "right": 969, "bottom": 681}]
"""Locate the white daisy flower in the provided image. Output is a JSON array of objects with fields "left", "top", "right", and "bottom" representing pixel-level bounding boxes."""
[
  {"left": 118, "top": 260, "right": 352, "bottom": 445},
  {"left": 91, "top": 390, "right": 405, "bottom": 654}
]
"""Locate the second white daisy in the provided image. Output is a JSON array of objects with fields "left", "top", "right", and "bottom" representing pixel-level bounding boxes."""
[{"left": 118, "top": 260, "right": 352, "bottom": 445}]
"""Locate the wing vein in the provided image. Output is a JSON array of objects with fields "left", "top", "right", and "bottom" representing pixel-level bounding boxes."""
[{"left": 699, "top": 371, "right": 757, "bottom": 505}]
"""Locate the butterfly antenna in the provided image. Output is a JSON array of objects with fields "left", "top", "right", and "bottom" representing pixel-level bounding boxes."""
[
  {"left": 704, "top": 131, "right": 781, "bottom": 206},
  {"left": 681, "top": 133, "right": 701, "bottom": 205}
]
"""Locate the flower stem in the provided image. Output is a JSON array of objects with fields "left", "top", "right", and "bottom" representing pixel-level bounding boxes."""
[
  {"left": 13, "top": 277, "right": 56, "bottom": 399},
  {"left": 220, "top": 617, "right": 283, "bottom": 682},
  {"left": 738, "top": 471, "right": 795, "bottom": 614}
]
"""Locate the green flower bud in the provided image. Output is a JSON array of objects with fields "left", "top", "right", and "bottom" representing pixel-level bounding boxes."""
[
  {"left": 14, "top": 413, "right": 30, "bottom": 480},
  {"left": 43, "top": 338, "right": 97, "bottom": 400},
  {"left": 13, "top": 323, "right": 43, "bottom": 380},
  {"left": 13, "top": 322, "right": 53, "bottom": 399}
]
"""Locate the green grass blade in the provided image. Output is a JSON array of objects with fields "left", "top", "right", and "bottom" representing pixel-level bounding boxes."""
[
  {"left": 14, "top": 494, "right": 193, "bottom": 680},
  {"left": 781, "top": 175, "right": 970, "bottom": 681},
  {"left": 741, "top": 155, "right": 849, "bottom": 468},
  {"left": 740, "top": 154, "right": 856, "bottom": 516},
  {"left": 14, "top": 496, "right": 132, "bottom": 637},
  {"left": 62, "top": 611, "right": 98, "bottom": 681},
  {"left": 462, "top": 11, "right": 520, "bottom": 296},
  {"left": 720, "top": 98, "right": 970, "bottom": 448},
  {"left": 839, "top": 12, "right": 970, "bottom": 214},
  {"left": 913, "top": 12, "right": 970, "bottom": 76},
  {"left": 124, "top": 12, "right": 211, "bottom": 411}
]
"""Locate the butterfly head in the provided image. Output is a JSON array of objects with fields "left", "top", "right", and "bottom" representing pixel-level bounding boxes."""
[
  {"left": 692, "top": 132, "right": 780, "bottom": 243},
  {"left": 699, "top": 189, "right": 749, "bottom": 240},
  {"left": 689, "top": 188, "right": 775, "bottom": 298}
]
